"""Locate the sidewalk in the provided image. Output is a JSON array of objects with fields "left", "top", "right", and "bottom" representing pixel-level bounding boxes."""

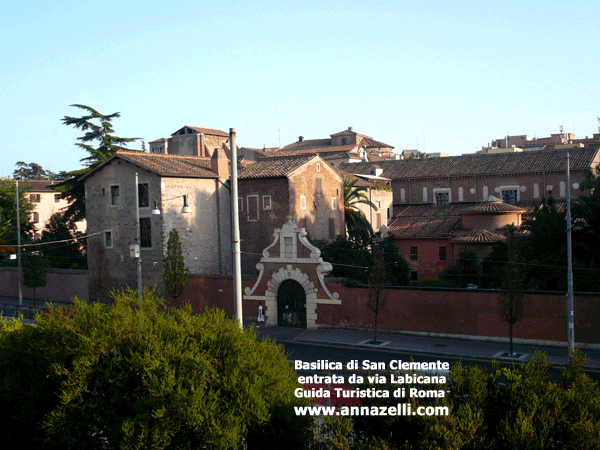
[{"left": 254, "top": 324, "right": 600, "bottom": 371}]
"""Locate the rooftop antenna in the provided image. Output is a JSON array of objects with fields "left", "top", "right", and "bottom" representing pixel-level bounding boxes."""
[{"left": 597, "top": 117, "right": 600, "bottom": 133}]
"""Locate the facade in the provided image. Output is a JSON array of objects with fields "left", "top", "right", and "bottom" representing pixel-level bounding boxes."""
[
  {"left": 8, "top": 179, "right": 86, "bottom": 239},
  {"left": 149, "top": 125, "right": 230, "bottom": 158},
  {"left": 82, "top": 150, "right": 232, "bottom": 298},
  {"left": 278, "top": 127, "right": 398, "bottom": 166},
  {"left": 342, "top": 147, "right": 600, "bottom": 211},
  {"left": 238, "top": 154, "right": 345, "bottom": 274},
  {"left": 389, "top": 197, "right": 524, "bottom": 281}
]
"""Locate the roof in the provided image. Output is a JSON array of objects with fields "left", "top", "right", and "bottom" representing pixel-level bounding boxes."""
[
  {"left": 238, "top": 154, "right": 320, "bottom": 179},
  {"left": 6, "top": 179, "right": 62, "bottom": 192},
  {"left": 460, "top": 197, "right": 525, "bottom": 214},
  {"left": 342, "top": 147, "right": 600, "bottom": 179},
  {"left": 280, "top": 138, "right": 332, "bottom": 151},
  {"left": 81, "top": 151, "right": 218, "bottom": 180},
  {"left": 388, "top": 203, "right": 467, "bottom": 238},
  {"left": 171, "top": 126, "right": 229, "bottom": 137},
  {"left": 450, "top": 229, "right": 506, "bottom": 243},
  {"left": 360, "top": 136, "right": 394, "bottom": 149}
]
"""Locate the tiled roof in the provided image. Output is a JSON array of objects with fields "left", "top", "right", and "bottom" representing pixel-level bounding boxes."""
[
  {"left": 82, "top": 151, "right": 217, "bottom": 180},
  {"left": 280, "top": 138, "right": 332, "bottom": 151},
  {"left": 238, "top": 154, "right": 318, "bottom": 179},
  {"left": 360, "top": 136, "right": 394, "bottom": 149},
  {"left": 388, "top": 203, "right": 467, "bottom": 238},
  {"left": 7, "top": 180, "right": 62, "bottom": 192},
  {"left": 460, "top": 197, "right": 525, "bottom": 214},
  {"left": 184, "top": 126, "right": 229, "bottom": 137},
  {"left": 450, "top": 229, "right": 506, "bottom": 243},
  {"left": 278, "top": 145, "right": 358, "bottom": 156},
  {"left": 342, "top": 147, "right": 600, "bottom": 179}
]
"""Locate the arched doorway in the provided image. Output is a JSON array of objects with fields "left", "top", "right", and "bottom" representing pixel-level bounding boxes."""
[{"left": 277, "top": 279, "right": 307, "bottom": 327}]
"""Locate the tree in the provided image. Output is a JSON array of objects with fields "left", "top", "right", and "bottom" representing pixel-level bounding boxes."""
[
  {"left": 40, "top": 212, "right": 86, "bottom": 269},
  {"left": 56, "top": 104, "right": 141, "bottom": 224},
  {"left": 163, "top": 228, "right": 189, "bottom": 301},
  {"left": 0, "top": 180, "right": 34, "bottom": 263},
  {"left": 0, "top": 289, "right": 312, "bottom": 450},
  {"left": 22, "top": 253, "right": 48, "bottom": 308},
  {"left": 498, "top": 225, "right": 525, "bottom": 356},
  {"left": 12, "top": 162, "right": 47, "bottom": 180},
  {"left": 367, "top": 246, "right": 387, "bottom": 344},
  {"left": 440, "top": 248, "right": 480, "bottom": 288},
  {"left": 343, "top": 177, "right": 377, "bottom": 244}
]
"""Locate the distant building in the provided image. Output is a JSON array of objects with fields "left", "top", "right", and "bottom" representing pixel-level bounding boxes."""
[
  {"left": 149, "top": 125, "right": 230, "bottom": 158},
  {"left": 7, "top": 179, "right": 86, "bottom": 239}
]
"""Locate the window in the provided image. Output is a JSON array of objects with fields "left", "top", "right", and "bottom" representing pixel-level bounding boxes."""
[
  {"left": 315, "top": 178, "right": 323, "bottom": 196},
  {"left": 238, "top": 197, "right": 243, "bottom": 211},
  {"left": 502, "top": 189, "right": 518, "bottom": 205},
  {"left": 110, "top": 185, "right": 120, "bottom": 206},
  {"left": 30, "top": 193, "right": 41, "bottom": 203},
  {"left": 458, "top": 187, "right": 464, "bottom": 202},
  {"left": 284, "top": 237, "right": 293, "bottom": 258},
  {"left": 435, "top": 192, "right": 449, "bottom": 206},
  {"left": 300, "top": 196, "right": 307, "bottom": 209},
  {"left": 54, "top": 194, "right": 60, "bottom": 203},
  {"left": 247, "top": 195, "right": 259, "bottom": 221},
  {"left": 104, "top": 230, "right": 113, "bottom": 248},
  {"left": 139, "top": 218, "right": 151, "bottom": 248},
  {"left": 138, "top": 183, "right": 149, "bottom": 208},
  {"left": 262, "top": 195, "right": 272, "bottom": 210},
  {"left": 376, "top": 212, "right": 382, "bottom": 230},
  {"left": 341, "top": 137, "right": 347, "bottom": 145},
  {"left": 410, "top": 271, "right": 418, "bottom": 281},
  {"left": 328, "top": 218, "right": 335, "bottom": 240},
  {"left": 410, "top": 246, "right": 418, "bottom": 260},
  {"left": 332, "top": 197, "right": 338, "bottom": 210},
  {"left": 31, "top": 212, "right": 40, "bottom": 223},
  {"left": 439, "top": 246, "right": 447, "bottom": 261},
  {"left": 317, "top": 163, "right": 321, "bottom": 172},
  {"left": 422, "top": 187, "right": 428, "bottom": 203}
]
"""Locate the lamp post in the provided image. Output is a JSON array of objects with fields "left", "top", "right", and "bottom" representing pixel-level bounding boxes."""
[
  {"left": 16, "top": 180, "right": 23, "bottom": 306},
  {"left": 230, "top": 128, "right": 243, "bottom": 329},
  {"left": 566, "top": 153, "right": 575, "bottom": 353},
  {"left": 135, "top": 173, "right": 142, "bottom": 300}
]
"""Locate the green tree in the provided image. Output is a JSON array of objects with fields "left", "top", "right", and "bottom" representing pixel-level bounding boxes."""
[
  {"left": 163, "top": 228, "right": 189, "bottom": 301},
  {"left": 0, "top": 180, "right": 34, "bottom": 263},
  {"left": 55, "top": 104, "right": 141, "bottom": 224},
  {"left": 343, "top": 177, "right": 377, "bottom": 244},
  {"left": 40, "top": 212, "right": 86, "bottom": 269},
  {"left": 12, "top": 161, "right": 47, "bottom": 180},
  {"left": 440, "top": 248, "right": 481, "bottom": 287},
  {"left": 22, "top": 253, "right": 48, "bottom": 308},
  {"left": 0, "top": 289, "right": 312, "bottom": 450},
  {"left": 498, "top": 225, "right": 525, "bottom": 356},
  {"left": 367, "top": 246, "right": 387, "bottom": 344}
]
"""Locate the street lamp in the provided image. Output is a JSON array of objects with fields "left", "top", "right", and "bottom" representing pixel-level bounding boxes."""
[{"left": 150, "top": 196, "right": 192, "bottom": 215}]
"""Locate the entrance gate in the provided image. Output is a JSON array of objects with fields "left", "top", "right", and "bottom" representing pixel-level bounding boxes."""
[{"left": 277, "top": 279, "right": 307, "bottom": 327}]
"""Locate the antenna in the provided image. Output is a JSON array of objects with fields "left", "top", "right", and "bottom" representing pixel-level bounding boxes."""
[
  {"left": 597, "top": 117, "right": 600, "bottom": 133},
  {"left": 278, "top": 128, "right": 281, "bottom": 148}
]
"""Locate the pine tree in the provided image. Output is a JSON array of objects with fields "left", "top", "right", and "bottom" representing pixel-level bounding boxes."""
[
  {"left": 163, "top": 229, "right": 189, "bottom": 301},
  {"left": 55, "top": 105, "right": 140, "bottom": 224}
]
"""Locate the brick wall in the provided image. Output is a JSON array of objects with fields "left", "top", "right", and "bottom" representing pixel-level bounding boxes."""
[
  {"left": 0, "top": 267, "right": 88, "bottom": 302},
  {"left": 174, "top": 275, "right": 600, "bottom": 345}
]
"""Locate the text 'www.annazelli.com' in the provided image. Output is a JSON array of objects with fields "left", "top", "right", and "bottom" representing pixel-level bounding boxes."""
[{"left": 294, "top": 404, "right": 449, "bottom": 417}]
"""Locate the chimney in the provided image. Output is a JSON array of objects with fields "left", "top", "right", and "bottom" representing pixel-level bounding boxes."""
[
  {"left": 299, "top": 136, "right": 304, "bottom": 142},
  {"left": 211, "top": 146, "right": 229, "bottom": 179},
  {"left": 348, "top": 126, "right": 353, "bottom": 131}
]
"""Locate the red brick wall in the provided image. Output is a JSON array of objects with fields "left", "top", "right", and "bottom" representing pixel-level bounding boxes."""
[{"left": 175, "top": 275, "right": 600, "bottom": 345}]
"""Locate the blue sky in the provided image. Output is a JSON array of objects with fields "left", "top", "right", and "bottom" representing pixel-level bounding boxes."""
[{"left": 1, "top": 0, "right": 599, "bottom": 177}]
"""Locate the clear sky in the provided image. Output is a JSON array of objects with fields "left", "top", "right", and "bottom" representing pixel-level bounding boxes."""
[{"left": 1, "top": 0, "right": 599, "bottom": 177}]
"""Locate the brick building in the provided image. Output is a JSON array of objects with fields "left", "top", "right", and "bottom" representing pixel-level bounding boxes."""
[
  {"left": 238, "top": 154, "right": 345, "bottom": 274},
  {"left": 81, "top": 150, "right": 232, "bottom": 298},
  {"left": 343, "top": 147, "right": 600, "bottom": 210}
]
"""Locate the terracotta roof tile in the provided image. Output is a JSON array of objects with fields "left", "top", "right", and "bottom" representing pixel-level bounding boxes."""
[
  {"left": 238, "top": 154, "right": 318, "bottom": 179},
  {"left": 280, "top": 138, "right": 332, "bottom": 151},
  {"left": 460, "top": 198, "right": 525, "bottom": 214},
  {"left": 450, "top": 229, "right": 506, "bottom": 243},
  {"left": 184, "top": 126, "right": 229, "bottom": 137},
  {"left": 342, "top": 147, "right": 600, "bottom": 179},
  {"left": 79, "top": 151, "right": 217, "bottom": 179},
  {"left": 7, "top": 180, "right": 63, "bottom": 192}
]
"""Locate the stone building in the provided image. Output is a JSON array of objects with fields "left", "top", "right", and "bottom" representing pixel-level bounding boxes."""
[
  {"left": 149, "top": 125, "right": 230, "bottom": 158},
  {"left": 238, "top": 154, "right": 345, "bottom": 274},
  {"left": 81, "top": 150, "right": 232, "bottom": 298}
]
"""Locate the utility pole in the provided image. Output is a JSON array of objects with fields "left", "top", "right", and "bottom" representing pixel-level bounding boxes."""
[
  {"left": 566, "top": 153, "right": 575, "bottom": 353},
  {"left": 135, "top": 172, "right": 142, "bottom": 300},
  {"left": 16, "top": 180, "right": 23, "bottom": 306},
  {"left": 230, "top": 128, "right": 243, "bottom": 329}
]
